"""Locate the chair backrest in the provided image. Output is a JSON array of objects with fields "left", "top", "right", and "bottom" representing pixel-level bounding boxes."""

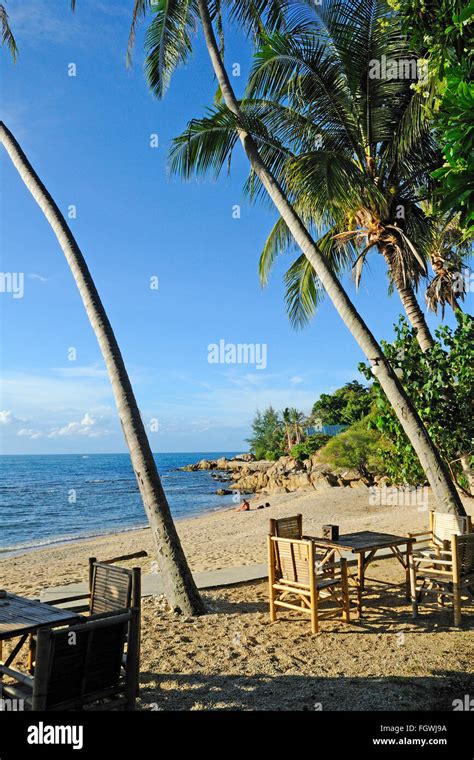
[
  {"left": 431, "top": 511, "right": 472, "bottom": 547},
  {"left": 270, "top": 536, "right": 312, "bottom": 585},
  {"left": 89, "top": 562, "right": 138, "bottom": 615},
  {"left": 269, "top": 514, "right": 303, "bottom": 540},
  {"left": 455, "top": 533, "right": 474, "bottom": 576},
  {"left": 32, "top": 608, "right": 139, "bottom": 710}
]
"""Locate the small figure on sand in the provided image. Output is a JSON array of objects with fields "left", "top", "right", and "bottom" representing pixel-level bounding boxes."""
[{"left": 235, "top": 499, "right": 250, "bottom": 512}]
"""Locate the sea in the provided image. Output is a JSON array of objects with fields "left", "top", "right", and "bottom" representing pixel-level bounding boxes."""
[{"left": 0, "top": 452, "right": 241, "bottom": 555}]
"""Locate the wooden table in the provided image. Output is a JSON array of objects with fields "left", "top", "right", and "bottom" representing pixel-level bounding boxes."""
[
  {"left": 307, "top": 531, "right": 415, "bottom": 616},
  {"left": 0, "top": 592, "right": 81, "bottom": 667}
]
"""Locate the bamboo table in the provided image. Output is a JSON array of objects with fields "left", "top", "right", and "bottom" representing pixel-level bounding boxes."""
[
  {"left": 0, "top": 592, "right": 81, "bottom": 668},
  {"left": 307, "top": 531, "right": 416, "bottom": 617}
]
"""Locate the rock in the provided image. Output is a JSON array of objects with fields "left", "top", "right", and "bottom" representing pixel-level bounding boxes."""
[
  {"left": 197, "top": 459, "right": 216, "bottom": 470},
  {"left": 216, "top": 488, "right": 233, "bottom": 495},
  {"left": 349, "top": 480, "right": 369, "bottom": 490},
  {"left": 310, "top": 472, "right": 336, "bottom": 490},
  {"left": 284, "top": 473, "right": 313, "bottom": 491},
  {"left": 340, "top": 469, "right": 361, "bottom": 482},
  {"left": 232, "top": 453, "right": 255, "bottom": 462}
]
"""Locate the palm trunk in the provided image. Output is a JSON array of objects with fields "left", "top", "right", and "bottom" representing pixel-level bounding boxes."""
[
  {"left": 395, "top": 283, "right": 435, "bottom": 352},
  {"left": 197, "top": 0, "right": 465, "bottom": 516},
  {"left": 0, "top": 121, "right": 206, "bottom": 614},
  {"left": 379, "top": 248, "right": 435, "bottom": 352}
]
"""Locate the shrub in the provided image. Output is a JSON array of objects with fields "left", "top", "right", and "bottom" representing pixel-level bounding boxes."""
[
  {"left": 319, "top": 421, "right": 388, "bottom": 479},
  {"left": 290, "top": 434, "right": 331, "bottom": 461}
]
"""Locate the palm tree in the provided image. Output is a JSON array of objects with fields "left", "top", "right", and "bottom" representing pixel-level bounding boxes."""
[
  {"left": 288, "top": 408, "right": 306, "bottom": 446},
  {"left": 424, "top": 210, "right": 470, "bottom": 317},
  {"left": 171, "top": 3, "right": 446, "bottom": 352},
  {"left": 0, "top": 123, "right": 206, "bottom": 615},
  {"left": 282, "top": 407, "right": 294, "bottom": 452},
  {"left": 130, "top": 0, "right": 465, "bottom": 515}
]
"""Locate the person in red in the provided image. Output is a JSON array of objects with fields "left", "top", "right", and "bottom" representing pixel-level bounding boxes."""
[{"left": 235, "top": 499, "right": 250, "bottom": 512}]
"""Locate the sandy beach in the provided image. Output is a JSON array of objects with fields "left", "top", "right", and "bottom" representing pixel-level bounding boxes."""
[{"left": 1, "top": 488, "right": 473, "bottom": 711}]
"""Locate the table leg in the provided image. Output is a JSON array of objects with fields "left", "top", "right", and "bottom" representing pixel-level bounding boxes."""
[
  {"left": 405, "top": 542, "right": 412, "bottom": 600},
  {"left": 357, "top": 552, "right": 365, "bottom": 617}
]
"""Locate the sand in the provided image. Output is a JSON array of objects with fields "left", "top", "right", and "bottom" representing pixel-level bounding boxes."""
[{"left": 1, "top": 487, "right": 473, "bottom": 711}]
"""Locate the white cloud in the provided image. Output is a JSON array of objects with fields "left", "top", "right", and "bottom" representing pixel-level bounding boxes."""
[
  {"left": 48, "top": 412, "right": 110, "bottom": 439},
  {"left": 17, "top": 428, "right": 43, "bottom": 439},
  {"left": 290, "top": 376, "right": 304, "bottom": 385},
  {"left": 53, "top": 365, "right": 108, "bottom": 379},
  {"left": 28, "top": 273, "right": 48, "bottom": 283},
  {"left": 0, "top": 410, "right": 25, "bottom": 425}
]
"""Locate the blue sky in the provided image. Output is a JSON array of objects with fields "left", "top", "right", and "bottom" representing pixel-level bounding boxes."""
[{"left": 0, "top": 0, "right": 470, "bottom": 455}]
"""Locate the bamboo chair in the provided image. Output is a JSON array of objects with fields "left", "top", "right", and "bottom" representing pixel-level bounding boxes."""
[
  {"left": 270, "top": 514, "right": 303, "bottom": 540},
  {"left": 0, "top": 608, "right": 140, "bottom": 710},
  {"left": 408, "top": 511, "right": 472, "bottom": 562},
  {"left": 49, "top": 554, "right": 143, "bottom": 615},
  {"left": 410, "top": 532, "right": 474, "bottom": 626},
  {"left": 268, "top": 535, "right": 351, "bottom": 634},
  {"left": 30, "top": 557, "right": 142, "bottom": 675}
]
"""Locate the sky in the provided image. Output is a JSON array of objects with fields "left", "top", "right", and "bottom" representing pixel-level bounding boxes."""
[{"left": 0, "top": 0, "right": 471, "bottom": 455}]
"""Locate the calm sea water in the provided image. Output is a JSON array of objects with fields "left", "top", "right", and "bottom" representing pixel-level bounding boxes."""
[{"left": 0, "top": 452, "right": 240, "bottom": 553}]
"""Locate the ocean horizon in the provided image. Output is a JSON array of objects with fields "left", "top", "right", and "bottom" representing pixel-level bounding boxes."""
[{"left": 0, "top": 452, "right": 242, "bottom": 554}]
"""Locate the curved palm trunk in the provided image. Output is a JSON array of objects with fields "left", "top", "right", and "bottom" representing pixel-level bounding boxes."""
[
  {"left": 379, "top": 248, "right": 435, "bottom": 352},
  {"left": 395, "top": 282, "right": 435, "bottom": 352},
  {"left": 197, "top": 0, "right": 465, "bottom": 516},
  {"left": 0, "top": 121, "right": 206, "bottom": 614}
]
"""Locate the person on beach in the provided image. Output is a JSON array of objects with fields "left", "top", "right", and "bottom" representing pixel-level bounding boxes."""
[{"left": 235, "top": 499, "right": 250, "bottom": 512}]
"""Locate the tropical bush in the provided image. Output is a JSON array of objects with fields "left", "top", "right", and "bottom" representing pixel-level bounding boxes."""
[
  {"left": 311, "top": 381, "right": 373, "bottom": 426},
  {"left": 290, "top": 434, "right": 331, "bottom": 461},
  {"left": 318, "top": 420, "right": 388, "bottom": 479},
  {"left": 391, "top": 0, "right": 474, "bottom": 235},
  {"left": 360, "top": 311, "right": 474, "bottom": 487}
]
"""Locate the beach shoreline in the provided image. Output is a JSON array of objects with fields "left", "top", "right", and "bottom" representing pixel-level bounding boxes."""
[{"left": 1, "top": 487, "right": 473, "bottom": 712}]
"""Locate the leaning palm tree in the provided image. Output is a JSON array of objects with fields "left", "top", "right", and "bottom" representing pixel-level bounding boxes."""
[
  {"left": 0, "top": 123, "right": 205, "bottom": 615},
  {"left": 130, "top": 0, "right": 465, "bottom": 515},
  {"left": 171, "top": 3, "right": 446, "bottom": 352}
]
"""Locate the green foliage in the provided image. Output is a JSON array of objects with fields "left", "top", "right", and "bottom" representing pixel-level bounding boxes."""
[
  {"left": 290, "top": 434, "right": 331, "bottom": 461},
  {"left": 392, "top": 0, "right": 474, "bottom": 236},
  {"left": 311, "top": 381, "right": 373, "bottom": 426},
  {"left": 264, "top": 449, "right": 281, "bottom": 461},
  {"left": 359, "top": 311, "right": 474, "bottom": 485},
  {"left": 247, "top": 406, "right": 285, "bottom": 460},
  {"left": 318, "top": 420, "right": 388, "bottom": 479}
]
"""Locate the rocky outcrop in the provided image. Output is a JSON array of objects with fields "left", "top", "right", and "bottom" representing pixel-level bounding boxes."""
[{"left": 182, "top": 453, "right": 376, "bottom": 494}]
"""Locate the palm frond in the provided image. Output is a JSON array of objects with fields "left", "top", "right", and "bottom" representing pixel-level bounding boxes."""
[
  {"left": 144, "top": 0, "right": 198, "bottom": 98},
  {"left": 0, "top": 3, "right": 17, "bottom": 61},
  {"left": 284, "top": 229, "right": 354, "bottom": 328}
]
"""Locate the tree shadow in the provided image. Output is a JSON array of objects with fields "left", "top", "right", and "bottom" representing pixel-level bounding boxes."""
[{"left": 137, "top": 670, "right": 473, "bottom": 712}]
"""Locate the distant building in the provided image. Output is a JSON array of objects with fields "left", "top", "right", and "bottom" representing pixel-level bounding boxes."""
[{"left": 306, "top": 424, "right": 348, "bottom": 437}]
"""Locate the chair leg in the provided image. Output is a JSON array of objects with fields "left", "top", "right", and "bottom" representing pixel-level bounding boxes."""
[
  {"left": 269, "top": 585, "right": 277, "bottom": 623},
  {"left": 453, "top": 584, "right": 461, "bottom": 627},
  {"left": 27, "top": 635, "right": 35, "bottom": 674},
  {"left": 340, "top": 561, "right": 351, "bottom": 623},
  {"left": 311, "top": 596, "right": 319, "bottom": 635},
  {"left": 409, "top": 563, "right": 419, "bottom": 618}
]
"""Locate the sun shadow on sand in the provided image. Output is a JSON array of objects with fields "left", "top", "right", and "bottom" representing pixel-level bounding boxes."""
[
  {"left": 200, "top": 579, "right": 474, "bottom": 634},
  {"left": 137, "top": 670, "right": 472, "bottom": 712}
]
